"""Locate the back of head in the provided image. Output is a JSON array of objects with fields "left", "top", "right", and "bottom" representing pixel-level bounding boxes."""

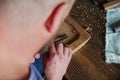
[
  {"left": 0, "top": 0, "right": 75, "bottom": 66},
  {"left": 0, "top": 0, "right": 72, "bottom": 28}
]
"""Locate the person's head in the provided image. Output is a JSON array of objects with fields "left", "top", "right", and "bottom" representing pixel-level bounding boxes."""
[{"left": 0, "top": 0, "right": 75, "bottom": 65}]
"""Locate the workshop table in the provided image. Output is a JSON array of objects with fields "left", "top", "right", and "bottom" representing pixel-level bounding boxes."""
[{"left": 67, "top": 0, "right": 120, "bottom": 80}]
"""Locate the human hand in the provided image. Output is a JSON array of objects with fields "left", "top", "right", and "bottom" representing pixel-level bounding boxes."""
[
  {"left": 43, "top": 43, "right": 72, "bottom": 80},
  {"left": 30, "top": 53, "right": 41, "bottom": 63}
]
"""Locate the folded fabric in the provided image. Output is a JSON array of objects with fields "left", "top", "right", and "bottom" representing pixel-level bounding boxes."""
[{"left": 105, "top": 6, "right": 120, "bottom": 63}]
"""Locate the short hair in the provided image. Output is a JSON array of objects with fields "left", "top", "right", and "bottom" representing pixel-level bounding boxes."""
[{"left": 0, "top": 0, "right": 70, "bottom": 28}]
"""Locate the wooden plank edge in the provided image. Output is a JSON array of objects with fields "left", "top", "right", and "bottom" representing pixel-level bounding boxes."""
[
  {"left": 103, "top": 0, "right": 120, "bottom": 10},
  {"left": 65, "top": 16, "right": 91, "bottom": 54},
  {"left": 72, "top": 37, "right": 91, "bottom": 54}
]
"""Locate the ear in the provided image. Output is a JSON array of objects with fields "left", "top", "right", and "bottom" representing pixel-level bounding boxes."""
[{"left": 45, "top": 2, "right": 67, "bottom": 33}]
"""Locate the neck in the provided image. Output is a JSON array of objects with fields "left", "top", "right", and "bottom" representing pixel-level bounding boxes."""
[{"left": 0, "top": 55, "right": 30, "bottom": 80}]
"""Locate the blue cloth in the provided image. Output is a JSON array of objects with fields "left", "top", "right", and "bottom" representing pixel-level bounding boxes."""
[
  {"left": 105, "top": 6, "right": 120, "bottom": 63},
  {"left": 29, "top": 55, "right": 44, "bottom": 80},
  {"left": 33, "top": 56, "right": 44, "bottom": 75},
  {"left": 29, "top": 64, "right": 43, "bottom": 80}
]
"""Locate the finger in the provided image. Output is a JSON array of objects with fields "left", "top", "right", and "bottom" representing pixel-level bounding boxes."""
[
  {"left": 34, "top": 53, "right": 40, "bottom": 59},
  {"left": 65, "top": 44, "right": 70, "bottom": 48},
  {"left": 63, "top": 47, "right": 69, "bottom": 56},
  {"left": 68, "top": 48, "right": 72, "bottom": 60},
  {"left": 30, "top": 57, "right": 35, "bottom": 63},
  {"left": 57, "top": 43, "right": 64, "bottom": 56},
  {"left": 49, "top": 43, "right": 57, "bottom": 57}
]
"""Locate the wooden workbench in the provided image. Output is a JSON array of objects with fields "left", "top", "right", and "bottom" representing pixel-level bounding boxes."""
[{"left": 67, "top": 0, "right": 120, "bottom": 80}]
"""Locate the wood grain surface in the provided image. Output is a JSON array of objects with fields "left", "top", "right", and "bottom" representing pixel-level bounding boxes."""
[
  {"left": 56, "top": 16, "right": 91, "bottom": 54},
  {"left": 67, "top": 0, "right": 120, "bottom": 80},
  {"left": 104, "top": 0, "right": 120, "bottom": 10}
]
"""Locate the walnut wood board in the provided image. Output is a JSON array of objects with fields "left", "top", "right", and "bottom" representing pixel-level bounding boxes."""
[
  {"left": 55, "top": 16, "right": 91, "bottom": 54},
  {"left": 66, "top": 0, "right": 120, "bottom": 80}
]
